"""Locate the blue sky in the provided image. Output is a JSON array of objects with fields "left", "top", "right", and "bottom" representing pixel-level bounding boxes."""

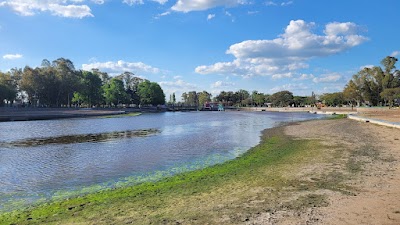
[{"left": 0, "top": 0, "right": 399, "bottom": 99}]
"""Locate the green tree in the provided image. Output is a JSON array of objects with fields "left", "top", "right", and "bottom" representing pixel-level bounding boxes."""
[
  {"left": 270, "top": 90, "right": 294, "bottom": 107},
  {"left": 73, "top": 71, "right": 103, "bottom": 107},
  {"left": 252, "top": 91, "right": 266, "bottom": 106},
  {"left": 137, "top": 80, "right": 165, "bottom": 105},
  {"left": 103, "top": 78, "right": 128, "bottom": 107},
  {"left": 380, "top": 88, "right": 400, "bottom": 108},
  {"left": 320, "top": 92, "right": 345, "bottom": 107},
  {"left": 0, "top": 72, "right": 17, "bottom": 106},
  {"left": 343, "top": 80, "right": 362, "bottom": 107},
  {"left": 198, "top": 91, "right": 212, "bottom": 109},
  {"left": 52, "top": 58, "right": 80, "bottom": 107}
]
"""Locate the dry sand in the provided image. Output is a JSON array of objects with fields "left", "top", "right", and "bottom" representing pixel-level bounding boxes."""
[
  {"left": 250, "top": 118, "right": 400, "bottom": 224},
  {"left": 358, "top": 108, "right": 400, "bottom": 123}
]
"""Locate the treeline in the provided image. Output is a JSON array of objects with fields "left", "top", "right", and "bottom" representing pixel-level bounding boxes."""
[
  {"left": 0, "top": 58, "right": 165, "bottom": 107},
  {"left": 172, "top": 90, "right": 316, "bottom": 108}
]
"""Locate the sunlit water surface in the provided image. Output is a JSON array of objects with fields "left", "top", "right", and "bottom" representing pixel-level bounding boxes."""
[{"left": 0, "top": 111, "right": 326, "bottom": 211}]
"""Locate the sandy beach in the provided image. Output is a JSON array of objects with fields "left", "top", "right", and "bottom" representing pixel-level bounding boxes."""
[{"left": 251, "top": 118, "right": 400, "bottom": 224}]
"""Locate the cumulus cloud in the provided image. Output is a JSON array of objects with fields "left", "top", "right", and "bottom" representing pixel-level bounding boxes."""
[
  {"left": 211, "top": 80, "right": 235, "bottom": 88},
  {"left": 0, "top": 0, "right": 94, "bottom": 18},
  {"left": 172, "top": 0, "right": 248, "bottom": 12},
  {"left": 207, "top": 14, "right": 215, "bottom": 20},
  {"left": 391, "top": 51, "right": 399, "bottom": 57},
  {"left": 312, "top": 73, "right": 341, "bottom": 83},
  {"left": 82, "top": 60, "right": 161, "bottom": 76},
  {"left": 195, "top": 20, "right": 368, "bottom": 78},
  {"left": 3, "top": 53, "right": 23, "bottom": 60}
]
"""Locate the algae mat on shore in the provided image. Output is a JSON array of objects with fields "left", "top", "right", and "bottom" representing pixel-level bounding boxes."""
[{"left": 0, "top": 122, "right": 340, "bottom": 224}]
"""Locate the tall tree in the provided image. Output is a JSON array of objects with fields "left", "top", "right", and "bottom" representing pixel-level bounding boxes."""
[
  {"left": 103, "top": 78, "right": 128, "bottom": 107},
  {"left": 197, "top": 91, "right": 212, "bottom": 109},
  {"left": 137, "top": 80, "right": 165, "bottom": 105},
  {"left": 270, "top": 90, "right": 294, "bottom": 107},
  {"left": 0, "top": 72, "right": 17, "bottom": 106}
]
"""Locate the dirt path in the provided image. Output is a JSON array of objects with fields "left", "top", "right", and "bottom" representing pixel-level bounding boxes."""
[{"left": 255, "top": 119, "right": 400, "bottom": 224}]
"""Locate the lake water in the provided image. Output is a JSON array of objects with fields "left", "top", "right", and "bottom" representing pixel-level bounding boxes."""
[{"left": 0, "top": 111, "right": 325, "bottom": 211}]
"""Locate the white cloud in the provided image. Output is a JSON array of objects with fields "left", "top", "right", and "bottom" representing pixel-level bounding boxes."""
[
  {"left": 91, "top": 0, "right": 104, "bottom": 4},
  {"left": 159, "top": 79, "right": 196, "bottom": 89},
  {"left": 293, "top": 73, "right": 314, "bottom": 80},
  {"left": 195, "top": 20, "right": 368, "bottom": 78},
  {"left": 152, "top": 0, "right": 168, "bottom": 4},
  {"left": 207, "top": 14, "right": 215, "bottom": 20},
  {"left": 82, "top": 60, "right": 161, "bottom": 76},
  {"left": 266, "top": 1, "right": 293, "bottom": 7},
  {"left": 159, "top": 79, "right": 198, "bottom": 100},
  {"left": 154, "top": 11, "right": 170, "bottom": 19},
  {"left": 171, "top": 0, "right": 248, "bottom": 12},
  {"left": 272, "top": 72, "right": 292, "bottom": 80},
  {"left": 270, "top": 83, "right": 309, "bottom": 93},
  {"left": 0, "top": 0, "right": 94, "bottom": 18},
  {"left": 312, "top": 73, "right": 341, "bottom": 83},
  {"left": 391, "top": 51, "right": 399, "bottom": 57},
  {"left": 211, "top": 80, "right": 235, "bottom": 88},
  {"left": 173, "top": 75, "right": 182, "bottom": 79},
  {"left": 3, "top": 53, "right": 23, "bottom": 60},
  {"left": 281, "top": 1, "right": 293, "bottom": 6},
  {"left": 123, "top": 0, "right": 144, "bottom": 5},
  {"left": 124, "top": 0, "right": 168, "bottom": 6},
  {"left": 265, "top": 1, "right": 277, "bottom": 6}
]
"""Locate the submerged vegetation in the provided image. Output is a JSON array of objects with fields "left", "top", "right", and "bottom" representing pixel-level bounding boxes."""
[
  {"left": 0, "top": 119, "right": 360, "bottom": 224},
  {"left": 0, "top": 128, "right": 159, "bottom": 147}
]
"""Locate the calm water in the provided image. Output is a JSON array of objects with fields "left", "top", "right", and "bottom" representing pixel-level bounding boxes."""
[{"left": 0, "top": 111, "right": 325, "bottom": 211}]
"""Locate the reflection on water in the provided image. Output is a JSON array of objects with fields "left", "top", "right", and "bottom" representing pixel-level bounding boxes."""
[
  {"left": 0, "top": 111, "right": 325, "bottom": 211},
  {"left": 0, "top": 129, "right": 159, "bottom": 147}
]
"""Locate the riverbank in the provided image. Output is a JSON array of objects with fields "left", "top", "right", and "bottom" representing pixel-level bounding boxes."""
[
  {"left": 0, "top": 108, "right": 126, "bottom": 122},
  {"left": 1, "top": 117, "right": 399, "bottom": 224}
]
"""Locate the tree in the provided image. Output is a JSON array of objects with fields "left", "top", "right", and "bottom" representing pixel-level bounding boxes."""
[
  {"left": 103, "top": 78, "right": 128, "bottom": 107},
  {"left": 380, "top": 88, "right": 400, "bottom": 108},
  {"left": 343, "top": 80, "right": 362, "bottom": 107},
  {"left": 320, "top": 92, "right": 345, "bottom": 107},
  {"left": 73, "top": 71, "right": 103, "bottom": 107},
  {"left": 0, "top": 72, "right": 17, "bottom": 106},
  {"left": 198, "top": 91, "right": 212, "bottom": 109},
  {"left": 52, "top": 58, "right": 80, "bottom": 107},
  {"left": 252, "top": 91, "right": 266, "bottom": 106},
  {"left": 172, "top": 93, "right": 176, "bottom": 104},
  {"left": 270, "top": 90, "right": 294, "bottom": 107},
  {"left": 137, "top": 80, "right": 165, "bottom": 105}
]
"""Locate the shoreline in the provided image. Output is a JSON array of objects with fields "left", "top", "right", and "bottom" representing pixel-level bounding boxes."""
[{"left": 2, "top": 116, "right": 399, "bottom": 224}]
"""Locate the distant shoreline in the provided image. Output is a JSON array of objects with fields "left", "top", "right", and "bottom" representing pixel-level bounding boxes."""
[{"left": 0, "top": 108, "right": 126, "bottom": 122}]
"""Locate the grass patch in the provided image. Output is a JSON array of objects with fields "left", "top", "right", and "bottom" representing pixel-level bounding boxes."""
[
  {"left": 0, "top": 125, "right": 343, "bottom": 224},
  {"left": 328, "top": 114, "right": 348, "bottom": 119}
]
